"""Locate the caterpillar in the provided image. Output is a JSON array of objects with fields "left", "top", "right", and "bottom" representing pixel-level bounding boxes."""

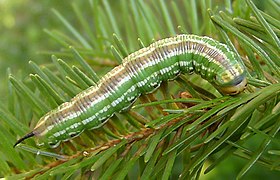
[{"left": 14, "top": 34, "right": 247, "bottom": 148}]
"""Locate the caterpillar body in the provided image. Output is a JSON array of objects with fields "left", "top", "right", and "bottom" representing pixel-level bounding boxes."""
[{"left": 15, "top": 34, "right": 247, "bottom": 148}]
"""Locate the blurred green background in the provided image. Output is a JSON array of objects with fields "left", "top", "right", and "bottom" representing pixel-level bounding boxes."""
[{"left": 0, "top": 0, "right": 78, "bottom": 102}]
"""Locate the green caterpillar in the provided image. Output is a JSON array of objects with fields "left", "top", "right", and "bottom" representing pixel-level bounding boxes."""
[{"left": 14, "top": 34, "right": 247, "bottom": 148}]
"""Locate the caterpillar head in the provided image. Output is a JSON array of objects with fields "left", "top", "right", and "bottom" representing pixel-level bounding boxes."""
[
  {"left": 214, "top": 64, "right": 247, "bottom": 95},
  {"left": 216, "top": 75, "right": 247, "bottom": 95}
]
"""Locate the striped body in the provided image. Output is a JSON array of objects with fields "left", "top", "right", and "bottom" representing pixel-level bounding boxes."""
[{"left": 15, "top": 34, "right": 247, "bottom": 147}]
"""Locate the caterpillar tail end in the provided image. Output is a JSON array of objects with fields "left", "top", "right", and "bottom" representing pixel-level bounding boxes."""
[{"left": 14, "top": 132, "right": 35, "bottom": 148}]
